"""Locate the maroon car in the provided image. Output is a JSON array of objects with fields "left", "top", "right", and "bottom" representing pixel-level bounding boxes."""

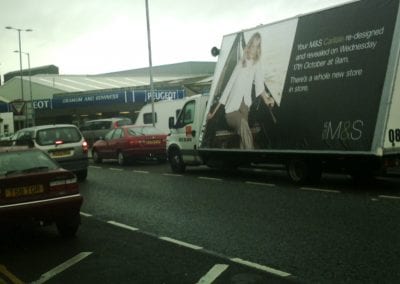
[
  {"left": 0, "top": 146, "right": 83, "bottom": 237},
  {"left": 92, "top": 125, "right": 167, "bottom": 165}
]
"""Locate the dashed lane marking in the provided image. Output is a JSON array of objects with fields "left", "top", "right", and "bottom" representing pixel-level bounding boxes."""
[
  {"left": 76, "top": 216, "right": 294, "bottom": 280},
  {"left": 300, "top": 187, "right": 340, "bottom": 194},
  {"left": 196, "top": 264, "right": 229, "bottom": 284},
  {"left": 80, "top": 212, "right": 93, "bottom": 217},
  {"left": 245, "top": 181, "right": 276, "bottom": 187},
  {"left": 198, "top": 177, "right": 223, "bottom": 182},
  {"left": 162, "top": 173, "right": 183, "bottom": 177},
  {"left": 31, "top": 252, "right": 93, "bottom": 284},
  {"left": 133, "top": 170, "right": 149, "bottom": 174},
  {"left": 109, "top": 168, "right": 123, "bottom": 171},
  {"left": 231, "top": 258, "right": 291, "bottom": 277},
  {"left": 89, "top": 166, "right": 102, "bottom": 169},
  {"left": 379, "top": 195, "right": 400, "bottom": 200},
  {"left": 107, "top": 220, "right": 139, "bottom": 231},
  {"left": 159, "top": 237, "right": 203, "bottom": 250}
]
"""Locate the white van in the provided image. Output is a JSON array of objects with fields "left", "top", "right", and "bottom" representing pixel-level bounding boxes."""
[{"left": 134, "top": 99, "right": 187, "bottom": 134}]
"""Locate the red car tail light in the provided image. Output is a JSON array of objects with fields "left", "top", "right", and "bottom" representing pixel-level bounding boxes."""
[
  {"left": 50, "top": 177, "right": 79, "bottom": 193},
  {"left": 82, "top": 140, "right": 89, "bottom": 153},
  {"left": 129, "top": 140, "right": 141, "bottom": 146},
  {"left": 55, "top": 140, "right": 64, "bottom": 145}
]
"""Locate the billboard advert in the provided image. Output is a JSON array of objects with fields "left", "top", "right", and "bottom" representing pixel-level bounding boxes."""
[{"left": 202, "top": 0, "right": 399, "bottom": 152}]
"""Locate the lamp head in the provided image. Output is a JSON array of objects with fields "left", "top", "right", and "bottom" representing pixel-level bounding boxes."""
[{"left": 211, "top": 46, "right": 220, "bottom": 57}]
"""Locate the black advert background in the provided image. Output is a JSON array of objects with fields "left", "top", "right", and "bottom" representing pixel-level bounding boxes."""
[{"left": 277, "top": 0, "right": 399, "bottom": 151}]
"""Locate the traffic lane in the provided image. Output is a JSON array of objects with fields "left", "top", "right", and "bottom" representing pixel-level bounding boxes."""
[
  {"left": 89, "top": 159, "right": 400, "bottom": 197},
  {"left": 81, "top": 166, "right": 400, "bottom": 283},
  {"left": 0, "top": 215, "right": 294, "bottom": 284}
]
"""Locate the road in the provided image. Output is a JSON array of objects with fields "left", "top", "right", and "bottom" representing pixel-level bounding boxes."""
[{"left": 1, "top": 160, "right": 400, "bottom": 283}]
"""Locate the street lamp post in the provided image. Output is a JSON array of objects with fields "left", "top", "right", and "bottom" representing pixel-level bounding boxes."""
[
  {"left": 14, "top": 50, "right": 34, "bottom": 126},
  {"left": 5, "top": 26, "right": 33, "bottom": 128},
  {"left": 145, "top": 0, "right": 155, "bottom": 127}
]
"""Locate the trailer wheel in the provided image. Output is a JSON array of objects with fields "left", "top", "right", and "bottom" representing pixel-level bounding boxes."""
[
  {"left": 287, "top": 159, "right": 321, "bottom": 185},
  {"left": 169, "top": 149, "right": 186, "bottom": 173}
]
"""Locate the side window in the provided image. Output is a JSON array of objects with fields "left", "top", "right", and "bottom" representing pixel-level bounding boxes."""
[
  {"left": 91, "top": 122, "right": 100, "bottom": 130},
  {"left": 175, "top": 109, "right": 182, "bottom": 119},
  {"left": 117, "top": 119, "right": 132, "bottom": 126},
  {"left": 105, "top": 130, "right": 115, "bottom": 140},
  {"left": 143, "top": 112, "right": 157, "bottom": 124},
  {"left": 102, "top": 121, "right": 112, "bottom": 129},
  {"left": 112, "top": 128, "right": 123, "bottom": 139},
  {"left": 177, "top": 101, "right": 195, "bottom": 127}
]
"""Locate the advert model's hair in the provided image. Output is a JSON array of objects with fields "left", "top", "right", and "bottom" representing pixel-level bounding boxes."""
[{"left": 242, "top": 32, "right": 262, "bottom": 67}]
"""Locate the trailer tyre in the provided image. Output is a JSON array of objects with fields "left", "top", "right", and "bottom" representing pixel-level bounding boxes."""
[
  {"left": 287, "top": 159, "right": 321, "bottom": 185},
  {"left": 169, "top": 149, "right": 186, "bottom": 173}
]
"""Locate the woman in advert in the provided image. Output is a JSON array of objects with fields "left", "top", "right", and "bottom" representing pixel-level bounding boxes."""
[{"left": 207, "top": 32, "right": 275, "bottom": 149}]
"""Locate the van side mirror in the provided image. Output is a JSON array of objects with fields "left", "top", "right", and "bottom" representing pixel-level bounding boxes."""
[{"left": 168, "top": 117, "right": 175, "bottom": 129}]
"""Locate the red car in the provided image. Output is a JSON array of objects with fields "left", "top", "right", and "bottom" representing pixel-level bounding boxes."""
[
  {"left": 92, "top": 125, "right": 167, "bottom": 165},
  {"left": 0, "top": 146, "right": 83, "bottom": 237}
]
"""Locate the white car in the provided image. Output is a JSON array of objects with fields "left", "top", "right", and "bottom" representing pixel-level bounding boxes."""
[{"left": 12, "top": 124, "right": 89, "bottom": 181}]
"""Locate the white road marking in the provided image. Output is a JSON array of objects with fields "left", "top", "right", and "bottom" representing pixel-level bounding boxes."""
[
  {"left": 80, "top": 212, "right": 93, "bottom": 217},
  {"left": 198, "top": 177, "right": 223, "bottom": 182},
  {"left": 89, "top": 166, "right": 102, "bottom": 169},
  {"left": 32, "top": 252, "right": 92, "bottom": 284},
  {"left": 231, "top": 258, "right": 291, "bottom": 277},
  {"left": 109, "top": 168, "right": 123, "bottom": 171},
  {"left": 196, "top": 264, "right": 229, "bottom": 284},
  {"left": 300, "top": 187, "right": 340, "bottom": 194},
  {"left": 379, "top": 195, "right": 400, "bottom": 200},
  {"left": 107, "top": 221, "right": 139, "bottom": 231},
  {"left": 133, "top": 170, "right": 149, "bottom": 174},
  {"left": 159, "top": 237, "right": 202, "bottom": 250},
  {"left": 163, "top": 173, "right": 183, "bottom": 177},
  {"left": 245, "top": 181, "right": 275, "bottom": 187}
]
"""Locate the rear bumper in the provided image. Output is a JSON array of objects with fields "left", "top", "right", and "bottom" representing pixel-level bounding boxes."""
[
  {"left": 57, "top": 157, "right": 89, "bottom": 172},
  {"left": 0, "top": 194, "right": 83, "bottom": 222}
]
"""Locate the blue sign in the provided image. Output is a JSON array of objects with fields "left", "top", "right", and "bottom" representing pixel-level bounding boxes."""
[
  {"left": 0, "top": 102, "right": 9, "bottom": 112},
  {"left": 27, "top": 89, "right": 186, "bottom": 111}
]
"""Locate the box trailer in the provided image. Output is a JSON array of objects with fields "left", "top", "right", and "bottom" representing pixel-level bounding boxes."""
[{"left": 167, "top": 0, "right": 400, "bottom": 184}]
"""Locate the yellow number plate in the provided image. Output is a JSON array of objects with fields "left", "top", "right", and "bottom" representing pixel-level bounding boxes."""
[
  {"left": 5, "top": 184, "right": 45, "bottom": 198},
  {"left": 51, "top": 150, "right": 72, "bottom": 157},
  {"left": 145, "top": 140, "right": 161, "bottom": 145}
]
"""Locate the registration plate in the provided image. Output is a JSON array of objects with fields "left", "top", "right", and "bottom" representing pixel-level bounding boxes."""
[
  {"left": 5, "top": 184, "right": 45, "bottom": 198},
  {"left": 145, "top": 140, "right": 161, "bottom": 145},
  {"left": 50, "top": 149, "right": 72, "bottom": 157}
]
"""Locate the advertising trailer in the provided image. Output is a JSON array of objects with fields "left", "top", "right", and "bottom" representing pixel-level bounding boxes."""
[{"left": 166, "top": 0, "right": 400, "bottom": 184}]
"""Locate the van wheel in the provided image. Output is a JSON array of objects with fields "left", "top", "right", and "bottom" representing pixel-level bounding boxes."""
[
  {"left": 169, "top": 149, "right": 186, "bottom": 173},
  {"left": 92, "top": 150, "right": 102, "bottom": 163},
  {"left": 287, "top": 159, "right": 321, "bottom": 185},
  {"left": 117, "top": 151, "right": 125, "bottom": 166}
]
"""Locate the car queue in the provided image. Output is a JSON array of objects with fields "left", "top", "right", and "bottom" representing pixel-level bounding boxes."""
[{"left": 0, "top": 120, "right": 169, "bottom": 237}]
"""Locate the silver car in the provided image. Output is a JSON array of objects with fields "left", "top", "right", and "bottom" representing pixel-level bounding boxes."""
[{"left": 12, "top": 124, "right": 89, "bottom": 181}]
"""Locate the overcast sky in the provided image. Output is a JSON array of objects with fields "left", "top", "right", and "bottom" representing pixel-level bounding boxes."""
[{"left": 0, "top": 0, "right": 351, "bottom": 76}]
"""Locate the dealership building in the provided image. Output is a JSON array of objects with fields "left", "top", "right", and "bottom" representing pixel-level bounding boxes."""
[{"left": 0, "top": 61, "right": 215, "bottom": 133}]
